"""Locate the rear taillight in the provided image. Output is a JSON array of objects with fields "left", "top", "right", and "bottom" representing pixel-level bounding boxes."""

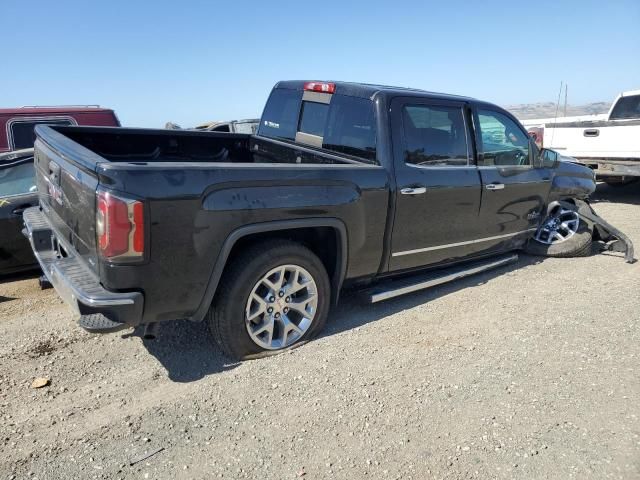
[{"left": 96, "top": 190, "right": 145, "bottom": 261}]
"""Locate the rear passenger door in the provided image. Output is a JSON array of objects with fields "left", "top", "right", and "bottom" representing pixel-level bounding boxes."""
[
  {"left": 389, "top": 97, "right": 483, "bottom": 271},
  {"left": 473, "top": 107, "right": 552, "bottom": 240}
]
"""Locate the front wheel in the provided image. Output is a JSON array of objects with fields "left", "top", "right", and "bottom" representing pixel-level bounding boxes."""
[
  {"left": 208, "top": 240, "right": 330, "bottom": 360},
  {"left": 525, "top": 202, "right": 593, "bottom": 258}
]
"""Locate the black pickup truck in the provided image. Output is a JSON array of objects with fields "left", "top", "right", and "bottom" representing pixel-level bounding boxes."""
[{"left": 23, "top": 80, "right": 597, "bottom": 359}]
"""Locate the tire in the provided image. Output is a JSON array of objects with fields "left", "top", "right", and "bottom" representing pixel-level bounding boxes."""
[
  {"left": 525, "top": 201, "right": 593, "bottom": 258},
  {"left": 208, "top": 240, "right": 330, "bottom": 360}
]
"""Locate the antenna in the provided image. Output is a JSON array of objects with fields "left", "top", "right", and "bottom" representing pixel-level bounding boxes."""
[{"left": 550, "top": 81, "right": 563, "bottom": 147}]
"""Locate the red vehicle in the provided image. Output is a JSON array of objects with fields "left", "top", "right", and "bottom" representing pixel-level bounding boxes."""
[{"left": 0, "top": 106, "right": 119, "bottom": 153}]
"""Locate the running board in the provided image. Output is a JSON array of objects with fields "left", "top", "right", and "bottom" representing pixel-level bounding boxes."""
[{"left": 367, "top": 253, "right": 519, "bottom": 303}]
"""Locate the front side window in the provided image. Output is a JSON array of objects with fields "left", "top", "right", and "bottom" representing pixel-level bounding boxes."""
[
  {"left": 477, "top": 109, "right": 530, "bottom": 166},
  {"left": 402, "top": 105, "right": 469, "bottom": 167},
  {"left": 10, "top": 118, "right": 74, "bottom": 150},
  {"left": 0, "top": 161, "right": 36, "bottom": 197}
]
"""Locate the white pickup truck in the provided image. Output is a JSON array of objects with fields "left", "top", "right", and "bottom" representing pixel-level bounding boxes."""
[{"left": 521, "top": 90, "right": 640, "bottom": 185}]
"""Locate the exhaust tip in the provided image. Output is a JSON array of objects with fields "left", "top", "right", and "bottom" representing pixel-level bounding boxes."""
[{"left": 143, "top": 322, "right": 159, "bottom": 340}]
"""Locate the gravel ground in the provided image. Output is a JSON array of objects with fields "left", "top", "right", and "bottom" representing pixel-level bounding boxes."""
[{"left": 1, "top": 183, "right": 639, "bottom": 480}]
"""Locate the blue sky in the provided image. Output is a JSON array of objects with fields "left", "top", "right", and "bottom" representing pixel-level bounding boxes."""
[{"left": 3, "top": 0, "right": 639, "bottom": 127}]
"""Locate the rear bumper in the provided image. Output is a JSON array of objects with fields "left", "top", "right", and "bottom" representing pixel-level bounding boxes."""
[
  {"left": 22, "top": 206, "right": 144, "bottom": 326},
  {"left": 580, "top": 160, "right": 640, "bottom": 178}
]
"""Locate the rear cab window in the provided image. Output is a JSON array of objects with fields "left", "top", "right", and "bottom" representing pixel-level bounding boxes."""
[
  {"left": 258, "top": 86, "right": 377, "bottom": 163},
  {"left": 609, "top": 94, "right": 640, "bottom": 120}
]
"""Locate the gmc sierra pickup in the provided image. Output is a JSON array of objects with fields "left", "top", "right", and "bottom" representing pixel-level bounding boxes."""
[{"left": 24, "top": 80, "right": 598, "bottom": 360}]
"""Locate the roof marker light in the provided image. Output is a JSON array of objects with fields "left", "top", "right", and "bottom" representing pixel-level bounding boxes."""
[{"left": 303, "top": 82, "right": 336, "bottom": 94}]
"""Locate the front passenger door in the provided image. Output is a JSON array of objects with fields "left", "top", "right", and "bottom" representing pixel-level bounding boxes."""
[{"left": 474, "top": 108, "right": 552, "bottom": 242}]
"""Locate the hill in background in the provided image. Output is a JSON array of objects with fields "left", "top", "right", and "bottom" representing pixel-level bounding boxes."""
[{"left": 506, "top": 101, "right": 611, "bottom": 120}]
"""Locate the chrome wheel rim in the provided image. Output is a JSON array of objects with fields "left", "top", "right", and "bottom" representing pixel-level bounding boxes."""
[
  {"left": 534, "top": 206, "right": 580, "bottom": 245},
  {"left": 245, "top": 264, "right": 318, "bottom": 350}
]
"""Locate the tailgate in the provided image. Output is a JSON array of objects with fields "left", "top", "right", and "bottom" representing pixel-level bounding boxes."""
[{"left": 34, "top": 126, "right": 102, "bottom": 272}]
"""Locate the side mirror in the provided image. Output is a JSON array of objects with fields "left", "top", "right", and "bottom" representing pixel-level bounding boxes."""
[{"left": 540, "top": 148, "right": 558, "bottom": 168}]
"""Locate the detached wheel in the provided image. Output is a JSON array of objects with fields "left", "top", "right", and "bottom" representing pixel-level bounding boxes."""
[
  {"left": 208, "top": 240, "right": 330, "bottom": 360},
  {"left": 525, "top": 202, "right": 593, "bottom": 258}
]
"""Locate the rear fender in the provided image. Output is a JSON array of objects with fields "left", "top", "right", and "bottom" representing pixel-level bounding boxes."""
[{"left": 189, "top": 218, "right": 348, "bottom": 322}]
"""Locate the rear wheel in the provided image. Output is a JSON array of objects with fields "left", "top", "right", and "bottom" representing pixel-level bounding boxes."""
[
  {"left": 525, "top": 202, "right": 593, "bottom": 258},
  {"left": 208, "top": 240, "right": 330, "bottom": 360}
]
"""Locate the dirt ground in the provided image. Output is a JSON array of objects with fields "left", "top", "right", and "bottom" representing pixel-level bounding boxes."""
[{"left": 1, "top": 183, "right": 639, "bottom": 480}]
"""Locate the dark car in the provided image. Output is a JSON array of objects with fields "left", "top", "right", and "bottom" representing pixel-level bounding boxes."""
[
  {"left": 0, "top": 106, "right": 120, "bottom": 275},
  {"left": 0, "top": 149, "right": 38, "bottom": 274},
  {"left": 24, "top": 80, "right": 598, "bottom": 359}
]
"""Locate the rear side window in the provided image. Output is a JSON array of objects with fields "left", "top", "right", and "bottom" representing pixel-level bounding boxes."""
[
  {"left": 402, "top": 105, "right": 470, "bottom": 166},
  {"left": 609, "top": 95, "right": 640, "bottom": 120},
  {"left": 9, "top": 118, "right": 74, "bottom": 149},
  {"left": 258, "top": 89, "right": 302, "bottom": 141}
]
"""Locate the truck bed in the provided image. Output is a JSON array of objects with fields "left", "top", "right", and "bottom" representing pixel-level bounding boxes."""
[
  {"left": 44, "top": 125, "right": 360, "bottom": 166},
  {"left": 32, "top": 124, "right": 389, "bottom": 324}
]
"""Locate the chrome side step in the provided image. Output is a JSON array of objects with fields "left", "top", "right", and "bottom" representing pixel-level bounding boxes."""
[{"left": 367, "top": 253, "right": 519, "bottom": 303}]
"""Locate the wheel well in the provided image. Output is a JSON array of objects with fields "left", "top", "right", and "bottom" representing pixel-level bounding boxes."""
[{"left": 224, "top": 226, "right": 344, "bottom": 299}]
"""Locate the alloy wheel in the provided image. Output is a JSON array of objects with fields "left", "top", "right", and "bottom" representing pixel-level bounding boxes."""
[{"left": 245, "top": 264, "right": 318, "bottom": 350}]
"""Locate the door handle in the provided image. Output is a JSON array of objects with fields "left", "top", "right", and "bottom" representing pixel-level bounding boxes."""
[
  {"left": 400, "top": 187, "right": 427, "bottom": 195},
  {"left": 12, "top": 204, "right": 34, "bottom": 216},
  {"left": 485, "top": 183, "right": 505, "bottom": 191},
  {"left": 583, "top": 128, "right": 599, "bottom": 137}
]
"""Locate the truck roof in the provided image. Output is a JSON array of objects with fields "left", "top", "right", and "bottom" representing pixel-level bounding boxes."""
[{"left": 275, "top": 80, "right": 476, "bottom": 103}]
